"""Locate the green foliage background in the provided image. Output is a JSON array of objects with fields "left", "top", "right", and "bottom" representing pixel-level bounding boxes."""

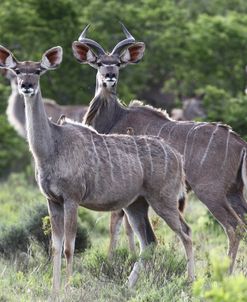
[{"left": 1, "top": 0, "right": 247, "bottom": 176}]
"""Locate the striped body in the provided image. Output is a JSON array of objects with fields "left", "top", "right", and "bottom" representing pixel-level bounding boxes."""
[
  {"left": 40, "top": 120, "right": 184, "bottom": 213},
  {"left": 88, "top": 100, "right": 247, "bottom": 198}
]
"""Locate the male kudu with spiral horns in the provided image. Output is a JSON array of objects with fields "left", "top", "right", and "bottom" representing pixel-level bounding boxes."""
[{"left": 72, "top": 23, "right": 247, "bottom": 273}]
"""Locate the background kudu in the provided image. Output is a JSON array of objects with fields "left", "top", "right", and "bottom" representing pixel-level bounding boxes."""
[
  {"left": 72, "top": 24, "right": 247, "bottom": 273},
  {"left": 171, "top": 98, "right": 206, "bottom": 121},
  {"left": 0, "top": 45, "right": 194, "bottom": 293},
  {"left": 0, "top": 68, "right": 88, "bottom": 138}
]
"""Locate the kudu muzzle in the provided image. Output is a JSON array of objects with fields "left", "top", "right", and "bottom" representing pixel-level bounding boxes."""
[
  {"left": 20, "top": 82, "right": 34, "bottom": 95},
  {"left": 102, "top": 70, "right": 118, "bottom": 88},
  {"left": 18, "top": 75, "right": 39, "bottom": 96}
]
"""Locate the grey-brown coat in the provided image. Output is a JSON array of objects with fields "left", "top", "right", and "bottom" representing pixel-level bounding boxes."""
[
  {"left": 0, "top": 45, "right": 194, "bottom": 294},
  {"left": 73, "top": 25, "right": 247, "bottom": 273}
]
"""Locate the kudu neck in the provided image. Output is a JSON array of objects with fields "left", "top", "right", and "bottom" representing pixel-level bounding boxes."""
[
  {"left": 85, "top": 84, "right": 124, "bottom": 133},
  {"left": 23, "top": 88, "right": 54, "bottom": 161}
]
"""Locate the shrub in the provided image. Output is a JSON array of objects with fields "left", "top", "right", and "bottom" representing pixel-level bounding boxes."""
[
  {"left": 83, "top": 247, "right": 135, "bottom": 284},
  {"left": 202, "top": 85, "right": 247, "bottom": 140},
  {"left": 0, "top": 114, "right": 30, "bottom": 178},
  {"left": 0, "top": 225, "right": 29, "bottom": 258},
  {"left": 193, "top": 251, "right": 247, "bottom": 302},
  {"left": 0, "top": 203, "right": 91, "bottom": 259}
]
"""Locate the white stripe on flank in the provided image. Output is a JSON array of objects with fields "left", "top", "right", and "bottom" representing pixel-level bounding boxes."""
[
  {"left": 188, "top": 123, "right": 208, "bottom": 160},
  {"left": 200, "top": 124, "right": 219, "bottom": 167},
  {"left": 144, "top": 121, "right": 152, "bottom": 134},
  {"left": 90, "top": 132, "right": 100, "bottom": 185},
  {"left": 167, "top": 123, "right": 178, "bottom": 142},
  {"left": 183, "top": 124, "right": 198, "bottom": 158},
  {"left": 172, "top": 149, "right": 182, "bottom": 192},
  {"left": 221, "top": 129, "right": 230, "bottom": 169},
  {"left": 125, "top": 144, "right": 134, "bottom": 183},
  {"left": 102, "top": 136, "right": 115, "bottom": 181},
  {"left": 114, "top": 143, "right": 125, "bottom": 182},
  {"left": 131, "top": 137, "right": 144, "bottom": 178},
  {"left": 145, "top": 137, "right": 154, "bottom": 176},
  {"left": 158, "top": 140, "right": 168, "bottom": 178},
  {"left": 157, "top": 122, "right": 169, "bottom": 137}
]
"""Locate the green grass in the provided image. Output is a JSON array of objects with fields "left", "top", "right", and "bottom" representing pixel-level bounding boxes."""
[{"left": 0, "top": 173, "right": 246, "bottom": 301}]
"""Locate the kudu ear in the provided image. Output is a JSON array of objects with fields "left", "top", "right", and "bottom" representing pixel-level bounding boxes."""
[
  {"left": 0, "top": 45, "right": 17, "bottom": 69},
  {"left": 40, "top": 46, "right": 63, "bottom": 70},
  {"left": 72, "top": 41, "right": 97, "bottom": 67},
  {"left": 120, "top": 42, "right": 145, "bottom": 66}
]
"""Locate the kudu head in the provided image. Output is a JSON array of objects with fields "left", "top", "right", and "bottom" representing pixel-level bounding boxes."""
[
  {"left": 72, "top": 23, "right": 145, "bottom": 91},
  {"left": 0, "top": 45, "right": 63, "bottom": 97}
]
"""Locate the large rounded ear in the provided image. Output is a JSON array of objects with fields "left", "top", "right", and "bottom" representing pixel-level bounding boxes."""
[
  {"left": 120, "top": 42, "right": 145, "bottom": 66},
  {"left": 41, "top": 46, "right": 63, "bottom": 70},
  {"left": 0, "top": 45, "right": 17, "bottom": 69},
  {"left": 72, "top": 41, "right": 97, "bottom": 68}
]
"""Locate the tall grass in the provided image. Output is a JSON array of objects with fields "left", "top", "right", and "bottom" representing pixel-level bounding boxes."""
[{"left": 0, "top": 173, "right": 246, "bottom": 301}]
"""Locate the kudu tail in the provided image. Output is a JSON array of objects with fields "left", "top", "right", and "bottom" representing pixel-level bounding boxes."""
[
  {"left": 238, "top": 148, "right": 247, "bottom": 226},
  {"left": 178, "top": 163, "right": 187, "bottom": 214},
  {"left": 178, "top": 194, "right": 186, "bottom": 213}
]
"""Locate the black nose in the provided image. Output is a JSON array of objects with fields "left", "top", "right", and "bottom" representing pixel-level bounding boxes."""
[
  {"left": 21, "top": 83, "right": 33, "bottom": 90},
  {"left": 106, "top": 73, "right": 116, "bottom": 79}
]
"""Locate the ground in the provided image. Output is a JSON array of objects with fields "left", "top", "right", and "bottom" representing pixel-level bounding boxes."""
[{"left": 0, "top": 172, "right": 246, "bottom": 302}]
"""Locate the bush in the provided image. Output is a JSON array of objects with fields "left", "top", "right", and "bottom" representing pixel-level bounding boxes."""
[
  {"left": 0, "top": 203, "right": 91, "bottom": 259},
  {"left": 83, "top": 247, "right": 135, "bottom": 284},
  {"left": 0, "top": 225, "right": 29, "bottom": 258},
  {"left": 202, "top": 85, "right": 247, "bottom": 139},
  {"left": 193, "top": 251, "right": 247, "bottom": 302},
  {"left": 0, "top": 114, "right": 30, "bottom": 178}
]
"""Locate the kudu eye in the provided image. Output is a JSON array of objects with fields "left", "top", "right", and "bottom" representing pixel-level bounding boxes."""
[
  {"left": 97, "top": 62, "right": 102, "bottom": 67},
  {"left": 35, "top": 70, "right": 41, "bottom": 75},
  {"left": 15, "top": 69, "right": 20, "bottom": 75},
  {"left": 116, "top": 63, "right": 121, "bottom": 67}
]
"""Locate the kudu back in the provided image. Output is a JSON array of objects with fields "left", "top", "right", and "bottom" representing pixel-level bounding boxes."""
[{"left": 72, "top": 24, "right": 247, "bottom": 273}]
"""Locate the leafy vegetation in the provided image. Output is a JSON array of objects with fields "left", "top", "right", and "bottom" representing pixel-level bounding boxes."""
[
  {"left": 193, "top": 251, "right": 247, "bottom": 302},
  {"left": 1, "top": 1, "right": 247, "bottom": 301},
  {"left": 1, "top": 0, "right": 247, "bottom": 173},
  {"left": 0, "top": 175, "right": 246, "bottom": 301}
]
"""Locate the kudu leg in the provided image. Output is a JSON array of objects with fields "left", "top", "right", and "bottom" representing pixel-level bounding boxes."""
[
  {"left": 148, "top": 197, "right": 195, "bottom": 282},
  {"left": 226, "top": 193, "right": 247, "bottom": 273},
  {"left": 123, "top": 198, "right": 157, "bottom": 288},
  {"left": 63, "top": 201, "right": 78, "bottom": 288},
  {"left": 108, "top": 210, "right": 124, "bottom": 258},
  {"left": 108, "top": 198, "right": 151, "bottom": 258},
  {"left": 226, "top": 226, "right": 240, "bottom": 274},
  {"left": 124, "top": 214, "right": 136, "bottom": 254},
  {"left": 196, "top": 192, "right": 244, "bottom": 273},
  {"left": 47, "top": 199, "right": 64, "bottom": 295}
]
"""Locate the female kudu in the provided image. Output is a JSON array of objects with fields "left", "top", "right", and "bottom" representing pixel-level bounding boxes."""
[{"left": 0, "top": 45, "right": 194, "bottom": 294}]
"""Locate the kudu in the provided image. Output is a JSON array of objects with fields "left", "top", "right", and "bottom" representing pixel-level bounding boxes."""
[
  {"left": 171, "top": 98, "right": 206, "bottom": 121},
  {"left": 72, "top": 24, "right": 247, "bottom": 273},
  {"left": 0, "top": 45, "right": 194, "bottom": 293},
  {"left": 0, "top": 68, "right": 88, "bottom": 139}
]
